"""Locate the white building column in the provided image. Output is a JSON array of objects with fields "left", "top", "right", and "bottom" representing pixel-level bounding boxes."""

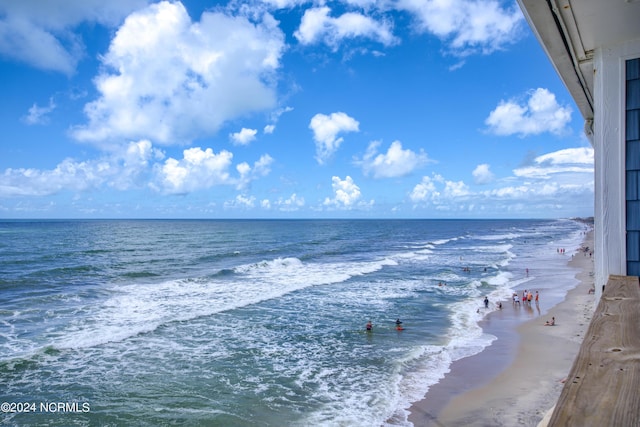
[{"left": 593, "top": 40, "right": 640, "bottom": 302}]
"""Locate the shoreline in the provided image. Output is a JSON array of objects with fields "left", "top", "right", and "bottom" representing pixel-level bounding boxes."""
[{"left": 408, "top": 231, "right": 595, "bottom": 426}]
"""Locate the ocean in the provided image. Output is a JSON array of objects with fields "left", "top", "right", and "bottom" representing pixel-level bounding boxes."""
[{"left": 0, "top": 219, "right": 587, "bottom": 426}]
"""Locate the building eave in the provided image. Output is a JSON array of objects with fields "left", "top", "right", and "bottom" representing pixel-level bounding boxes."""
[{"left": 517, "top": 0, "right": 594, "bottom": 123}]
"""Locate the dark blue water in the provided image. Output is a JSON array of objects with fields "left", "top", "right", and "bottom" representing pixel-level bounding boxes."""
[{"left": 0, "top": 219, "right": 586, "bottom": 426}]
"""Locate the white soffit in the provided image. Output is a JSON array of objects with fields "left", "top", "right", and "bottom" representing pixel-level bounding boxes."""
[{"left": 518, "top": 0, "right": 640, "bottom": 121}]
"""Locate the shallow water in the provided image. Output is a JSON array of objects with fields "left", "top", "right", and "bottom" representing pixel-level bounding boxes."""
[{"left": 0, "top": 219, "right": 586, "bottom": 426}]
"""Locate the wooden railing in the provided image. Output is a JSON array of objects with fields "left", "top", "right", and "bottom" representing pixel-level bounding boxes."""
[{"left": 547, "top": 275, "right": 640, "bottom": 426}]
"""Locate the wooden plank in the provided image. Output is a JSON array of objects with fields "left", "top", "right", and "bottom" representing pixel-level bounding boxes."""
[{"left": 548, "top": 275, "right": 640, "bottom": 426}]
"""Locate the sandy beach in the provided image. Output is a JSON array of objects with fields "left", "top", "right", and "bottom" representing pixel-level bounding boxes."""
[{"left": 408, "top": 230, "right": 595, "bottom": 427}]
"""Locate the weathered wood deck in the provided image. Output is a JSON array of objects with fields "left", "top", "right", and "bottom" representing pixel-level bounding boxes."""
[{"left": 548, "top": 274, "right": 640, "bottom": 426}]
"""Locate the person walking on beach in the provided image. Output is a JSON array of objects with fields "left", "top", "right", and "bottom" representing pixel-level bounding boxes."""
[{"left": 484, "top": 296, "right": 489, "bottom": 308}]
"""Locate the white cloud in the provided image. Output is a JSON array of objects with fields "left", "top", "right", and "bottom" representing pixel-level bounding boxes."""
[
  {"left": 324, "top": 175, "right": 362, "bottom": 208},
  {"left": 230, "top": 128, "right": 258, "bottom": 145},
  {"left": 71, "top": 1, "right": 285, "bottom": 146},
  {"left": 0, "top": 159, "right": 105, "bottom": 197},
  {"left": 513, "top": 147, "right": 593, "bottom": 180},
  {"left": 0, "top": 0, "right": 147, "bottom": 74},
  {"left": 295, "top": 6, "right": 398, "bottom": 49},
  {"left": 275, "top": 193, "right": 305, "bottom": 211},
  {"left": 260, "top": 0, "right": 305, "bottom": 9},
  {"left": 343, "top": 0, "right": 380, "bottom": 7},
  {"left": 264, "top": 106, "right": 293, "bottom": 134},
  {"left": 235, "top": 154, "right": 274, "bottom": 190},
  {"left": 535, "top": 147, "right": 593, "bottom": 165},
  {"left": 359, "top": 140, "right": 430, "bottom": 178},
  {"left": 485, "top": 88, "right": 572, "bottom": 136},
  {"left": 409, "top": 147, "right": 593, "bottom": 215},
  {"left": 396, "top": 0, "right": 523, "bottom": 56},
  {"left": 23, "top": 98, "right": 56, "bottom": 125},
  {"left": 409, "top": 175, "right": 440, "bottom": 202},
  {"left": 480, "top": 180, "right": 591, "bottom": 201},
  {"left": 155, "top": 147, "right": 234, "bottom": 195},
  {"left": 309, "top": 112, "right": 360, "bottom": 164},
  {"left": 0, "top": 138, "right": 273, "bottom": 198},
  {"left": 111, "top": 139, "right": 164, "bottom": 190},
  {"left": 443, "top": 180, "right": 470, "bottom": 197},
  {"left": 472, "top": 163, "right": 494, "bottom": 184},
  {"left": 224, "top": 194, "right": 256, "bottom": 209},
  {"left": 0, "top": 140, "right": 159, "bottom": 197}
]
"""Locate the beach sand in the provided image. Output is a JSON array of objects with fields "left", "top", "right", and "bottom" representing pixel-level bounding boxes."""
[{"left": 408, "top": 231, "right": 595, "bottom": 427}]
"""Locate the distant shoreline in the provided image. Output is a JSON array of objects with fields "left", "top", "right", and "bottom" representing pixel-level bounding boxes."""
[{"left": 408, "top": 229, "right": 595, "bottom": 426}]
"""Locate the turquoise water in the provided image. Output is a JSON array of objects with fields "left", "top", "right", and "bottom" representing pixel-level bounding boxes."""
[{"left": 0, "top": 219, "right": 586, "bottom": 426}]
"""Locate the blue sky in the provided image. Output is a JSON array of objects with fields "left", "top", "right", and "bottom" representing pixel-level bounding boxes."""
[{"left": 0, "top": 0, "right": 594, "bottom": 219}]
